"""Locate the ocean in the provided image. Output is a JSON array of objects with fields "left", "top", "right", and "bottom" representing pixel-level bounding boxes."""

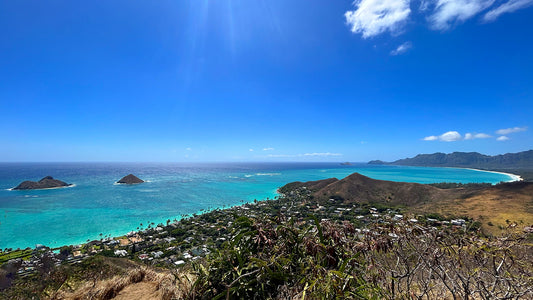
[{"left": 0, "top": 162, "right": 517, "bottom": 250}]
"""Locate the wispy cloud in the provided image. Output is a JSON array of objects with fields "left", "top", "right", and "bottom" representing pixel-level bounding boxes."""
[
  {"left": 345, "top": 0, "right": 533, "bottom": 37},
  {"left": 249, "top": 149, "right": 254, "bottom": 152},
  {"left": 419, "top": 0, "right": 431, "bottom": 11},
  {"left": 390, "top": 41, "right": 413, "bottom": 55},
  {"left": 267, "top": 152, "right": 342, "bottom": 158},
  {"left": 484, "top": 0, "right": 533, "bottom": 21},
  {"left": 267, "top": 154, "right": 295, "bottom": 158},
  {"left": 303, "top": 152, "right": 342, "bottom": 157},
  {"left": 495, "top": 126, "right": 527, "bottom": 135},
  {"left": 429, "top": 0, "right": 495, "bottom": 30},
  {"left": 345, "top": 0, "right": 411, "bottom": 38},
  {"left": 497, "top": 135, "right": 510, "bottom": 141},
  {"left": 464, "top": 132, "right": 492, "bottom": 140},
  {"left": 423, "top": 135, "right": 439, "bottom": 141},
  {"left": 262, "top": 147, "right": 275, "bottom": 151}
]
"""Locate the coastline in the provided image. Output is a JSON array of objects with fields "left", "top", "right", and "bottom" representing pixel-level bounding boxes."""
[
  {"left": 450, "top": 167, "right": 523, "bottom": 183},
  {"left": 389, "top": 165, "right": 523, "bottom": 183},
  {"left": 1, "top": 164, "right": 520, "bottom": 250},
  {"left": 4, "top": 169, "right": 532, "bottom": 299}
]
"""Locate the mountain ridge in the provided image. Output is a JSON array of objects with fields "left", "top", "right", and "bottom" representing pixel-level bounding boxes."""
[{"left": 368, "top": 150, "right": 533, "bottom": 169}]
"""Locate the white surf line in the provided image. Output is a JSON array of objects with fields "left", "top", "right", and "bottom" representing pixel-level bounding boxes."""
[{"left": 460, "top": 168, "right": 523, "bottom": 182}]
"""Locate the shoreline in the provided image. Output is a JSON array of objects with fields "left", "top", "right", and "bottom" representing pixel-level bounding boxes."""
[
  {"left": 1, "top": 166, "right": 521, "bottom": 250},
  {"left": 389, "top": 165, "right": 523, "bottom": 183},
  {"left": 447, "top": 167, "right": 523, "bottom": 183},
  {"left": 0, "top": 188, "right": 280, "bottom": 251}
]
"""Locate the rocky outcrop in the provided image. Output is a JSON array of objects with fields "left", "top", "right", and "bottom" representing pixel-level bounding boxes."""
[
  {"left": 13, "top": 176, "right": 72, "bottom": 190},
  {"left": 117, "top": 174, "right": 144, "bottom": 184}
]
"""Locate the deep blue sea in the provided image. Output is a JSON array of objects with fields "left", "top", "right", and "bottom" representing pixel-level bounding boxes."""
[{"left": 0, "top": 162, "right": 516, "bottom": 250}]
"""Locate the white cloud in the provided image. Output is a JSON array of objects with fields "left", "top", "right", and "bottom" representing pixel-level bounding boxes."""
[
  {"left": 249, "top": 149, "right": 254, "bottom": 152},
  {"left": 345, "top": 0, "right": 411, "bottom": 38},
  {"left": 425, "top": 128, "right": 526, "bottom": 142},
  {"left": 474, "top": 133, "right": 492, "bottom": 139},
  {"left": 495, "top": 126, "right": 527, "bottom": 135},
  {"left": 390, "top": 41, "right": 413, "bottom": 55},
  {"left": 303, "top": 152, "right": 342, "bottom": 157},
  {"left": 464, "top": 132, "right": 492, "bottom": 139},
  {"left": 345, "top": 0, "right": 533, "bottom": 38},
  {"left": 420, "top": 0, "right": 432, "bottom": 11},
  {"left": 440, "top": 131, "right": 463, "bottom": 141},
  {"left": 484, "top": 0, "right": 533, "bottom": 21},
  {"left": 262, "top": 147, "right": 275, "bottom": 151},
  {"left": 267, "top": 154, "right": 295, "bottom": 158},
  {"left": 423, "top": 135, "right": 439, "bottom": 141},
  {"left": 267, "top": 152, "right": 342, "bottom": 158},
  {"left": 185, "top": 147, "right": 192, "bottom": 151},
  {"left": 429, "top": 0, "right": 495, "bottom": 30},
  {"left": 497, "top": 135, "right": 510, "bottom": 141},
  {"left": 423, "top": 131, "right": 462, "bottom": 141}
]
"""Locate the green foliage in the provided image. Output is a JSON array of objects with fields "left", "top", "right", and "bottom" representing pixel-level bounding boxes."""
[
  {"left": 170, "top": 228, "right": 187, "bottom": 237},
  {"left": 424, "top": 212, "right": 445, "bottom": 221},
  {"left": 191, "top": 212, "right": 533, "bottom": 300},
  {"left": 329, "top": 195, "right": 345, "bottom": 201},
  {"left": 234, "top": 216, "right": 253, "bottom": 229},
  {"left": 277, "top": 182, "right": 305, "bottom": 194},
  {"left": 100, "top": 249, "right": 115, "bottom": 257},
  {"left": 469, "top": 221, "right": 483, "bottom": 231},
  {"left": 192, "top": 216, "right": 379, "bottom": 299},
  {"left": 0, "top": 249, "right": 32, "bottom": 264}
]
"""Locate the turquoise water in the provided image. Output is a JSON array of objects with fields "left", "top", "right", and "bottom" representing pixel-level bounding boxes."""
[{"left": 0, "top": 162, "right": 515, "bottom": 250}]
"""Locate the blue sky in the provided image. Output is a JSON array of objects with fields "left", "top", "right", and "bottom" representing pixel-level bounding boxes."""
[{"left": 1, "top": 0, "right": 532, "bottom": 162}]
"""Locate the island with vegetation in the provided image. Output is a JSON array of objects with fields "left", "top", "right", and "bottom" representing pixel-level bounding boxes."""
[
  {"left": 1, "top": 173, "right": 532, "bottom": 299},
  {"left": 12, "top": 176, "right": 72, "bottom": 190}
]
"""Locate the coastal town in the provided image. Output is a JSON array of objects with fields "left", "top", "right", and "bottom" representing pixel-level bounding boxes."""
[
  {"left": 1, "top": 183, "right": 483, "bottom": 279},
  {"left": 2, "top": 176, "right": 533, "bottom": 299}
]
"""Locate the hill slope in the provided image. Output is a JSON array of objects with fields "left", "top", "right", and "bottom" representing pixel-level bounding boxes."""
[
  {"left": 309, "top": 173, "right": 457, "bottom": 207},
  {"left": 281, "top": 173, "right": 533, "bottom": 233}
]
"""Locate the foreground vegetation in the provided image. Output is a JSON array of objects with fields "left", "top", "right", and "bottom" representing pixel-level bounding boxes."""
[{"left": 2, "top": 181, "right": 532, "bottom": 299}]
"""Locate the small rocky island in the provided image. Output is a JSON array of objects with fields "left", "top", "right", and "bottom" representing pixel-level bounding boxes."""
[
  {"left": 117, "top": 174, "right": 144, "bottom": 184},
  {"left": 13, "top": 176, "right": 72, "bottom": 190}
]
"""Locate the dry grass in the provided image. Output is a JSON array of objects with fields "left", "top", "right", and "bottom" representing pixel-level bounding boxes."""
[
  {"left": 305, "top": 174, "right": 533, "bottom": 236},
  {"left": 49, "top": 267, "right": 195, "bottom": 300},
  {"left": 415, "top": 183, "right": 533, "bottom": 235}
]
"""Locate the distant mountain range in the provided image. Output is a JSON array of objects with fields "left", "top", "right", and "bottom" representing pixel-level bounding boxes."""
[{"left": 368, "top": 150, "right": 533, "bottom": 170}]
